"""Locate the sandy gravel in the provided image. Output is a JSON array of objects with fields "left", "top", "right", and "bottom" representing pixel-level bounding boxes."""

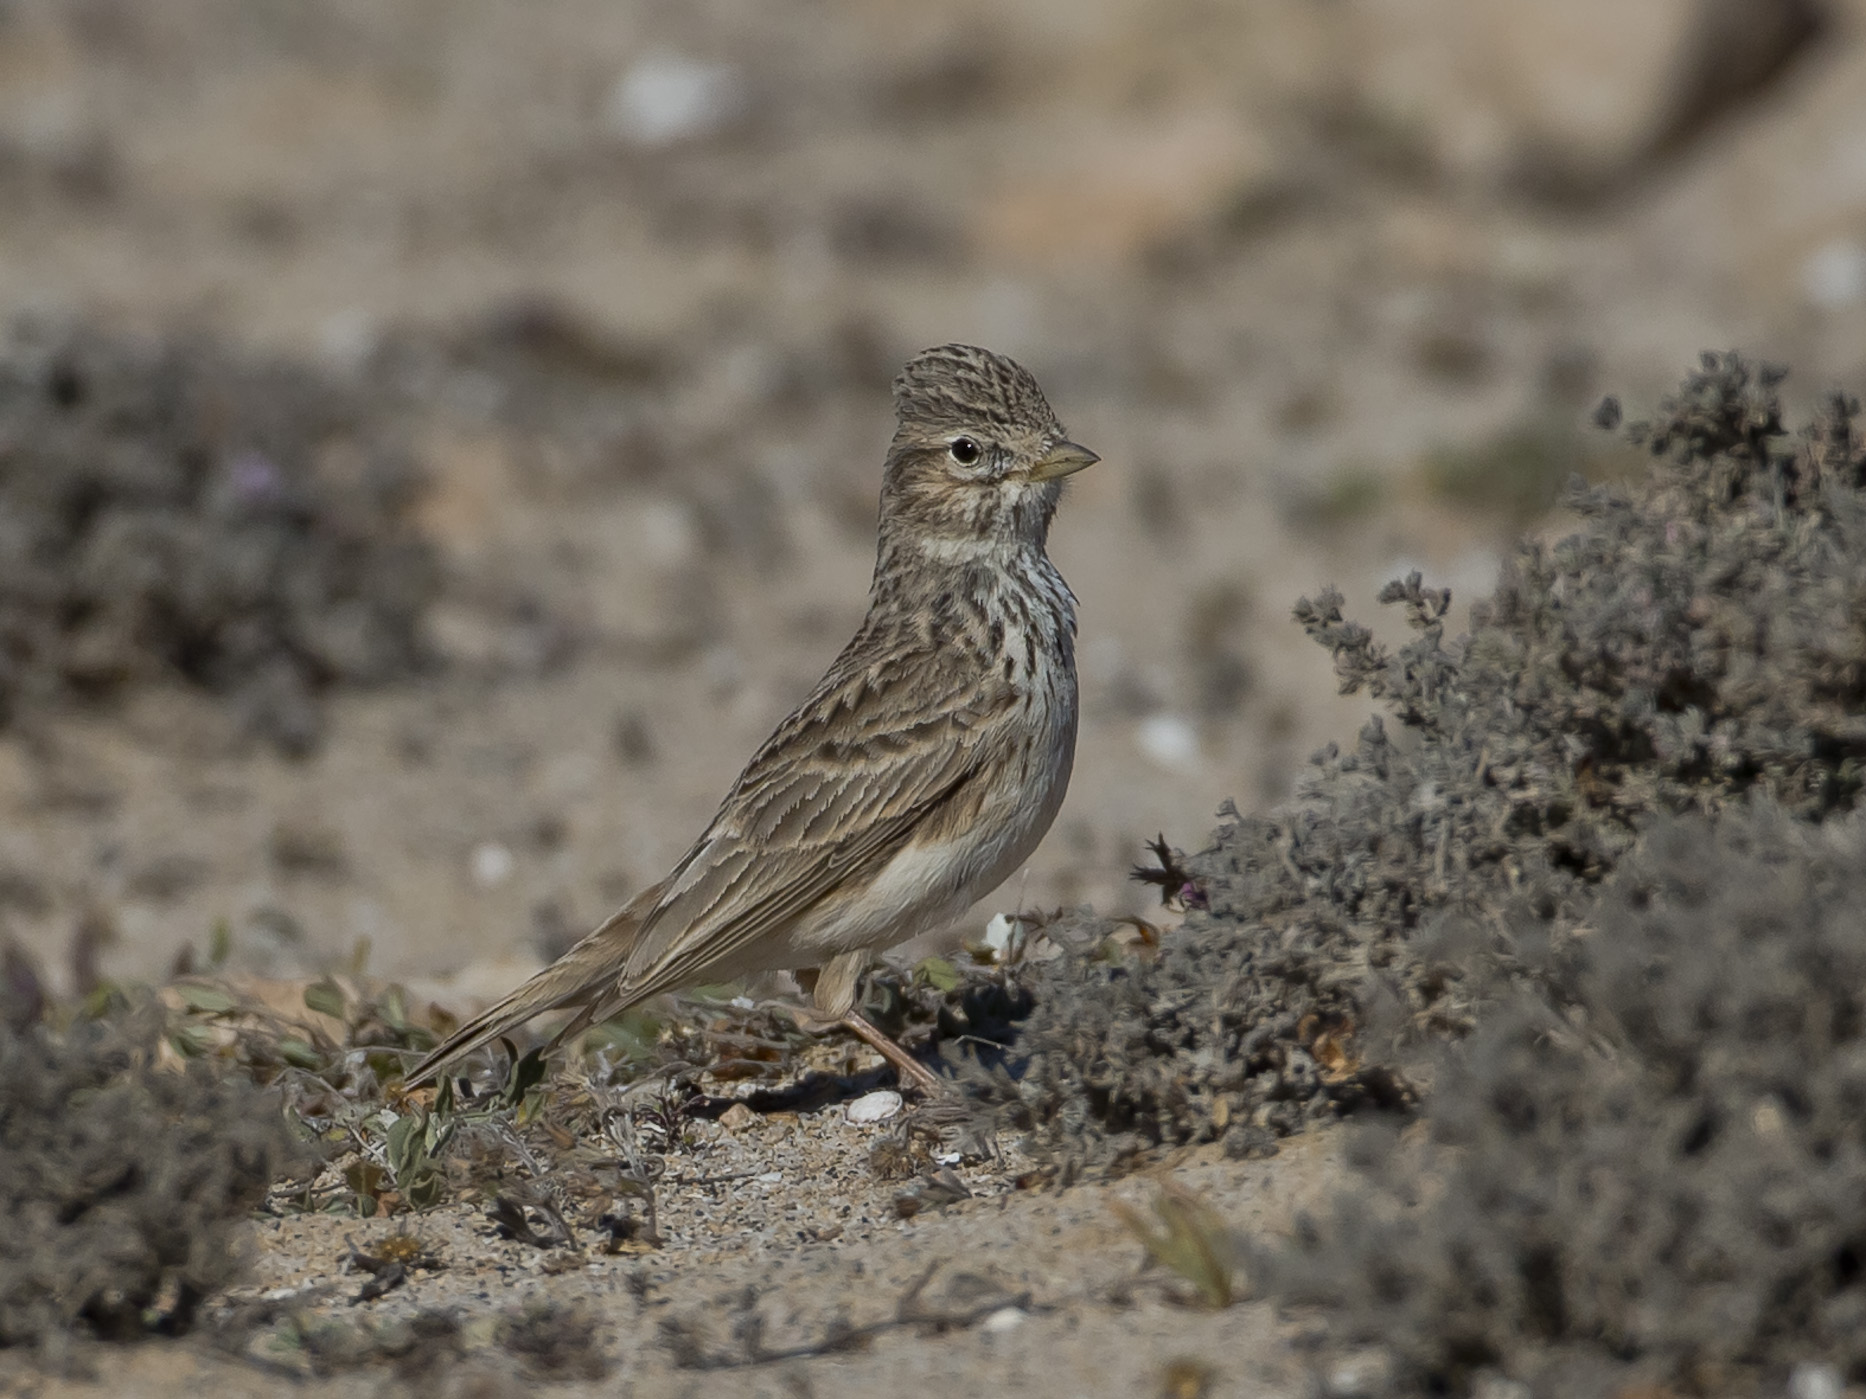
[{"left": 4, "top": 1097, "right": 1356, "bottom": 1399}]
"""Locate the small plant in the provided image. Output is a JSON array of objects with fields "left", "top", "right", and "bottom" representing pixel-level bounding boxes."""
[
  {"left": 344, "top": 1105, "right": 454, "bottom": 1215},
  {"left": 1112, "top": 1184, "right": 1244, "bottom": 1308},
  {"left": 633, "top": 1084, "right": 701, "bottom": 1153},
  {"left": 0, "top": 1014, "right": 301, "bottom": 1346},
  {"left": 345, "top": 1229, "right": 445, "bottom": 1303}
]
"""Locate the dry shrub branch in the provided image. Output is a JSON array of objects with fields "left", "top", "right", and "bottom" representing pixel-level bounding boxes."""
[{"left": 1002, "top": 353, "right": 1866, "bottom": 1175}]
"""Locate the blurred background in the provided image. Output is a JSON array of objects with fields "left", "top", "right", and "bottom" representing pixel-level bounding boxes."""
[{"left": 0, "top": 0, "right": 1861, "bottom": 999}]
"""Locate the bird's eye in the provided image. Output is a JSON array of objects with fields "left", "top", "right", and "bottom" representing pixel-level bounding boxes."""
[{"left": 948, "top": 436, "right": 982, "bottom": 466}]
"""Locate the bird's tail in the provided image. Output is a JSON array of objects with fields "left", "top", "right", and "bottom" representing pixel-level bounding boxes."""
[{"left": 401, "top": 893, "right": 658, "bottom": 1088}]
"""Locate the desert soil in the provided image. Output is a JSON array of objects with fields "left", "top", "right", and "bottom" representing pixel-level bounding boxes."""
[{"left": 3, "top": 1117, "right": 1352, "bottom": 1398}]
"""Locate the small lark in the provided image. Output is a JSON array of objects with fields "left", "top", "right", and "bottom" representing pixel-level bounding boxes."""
[{"left": 406, "top": 345, "right": 1098, "bottom": 1093}]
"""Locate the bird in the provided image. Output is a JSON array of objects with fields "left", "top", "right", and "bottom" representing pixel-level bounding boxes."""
[{"left": 404, "top": 344, "right": 1098, "bottom": 1094}]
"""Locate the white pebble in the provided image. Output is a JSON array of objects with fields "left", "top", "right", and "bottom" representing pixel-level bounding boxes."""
[
  {"left": 604, "top": 53, "right": 743, "bottom": 147},
  {"left": 981, "top": 1306, "right": 1025, "bottom": 1334},
  {"left": 1137, "top": 713, "right": 1200, "bottom": 770},
  {"left": 844, "top": 1090, "right": 903, "bottom": 1125},
  {"left": 756, "top": 1171, "right": 782, "bottom": 1184},
  {"left": 981, "top": 912, "right": 1017, "bottom": 956},
  {"left": 317, "top": 307, "right": 377, "bottom": 367},
  {"left": 1802, "top": 240, "right": 1866, "bottom": 310},
  {"left": 636, "top": 498, "right": 698, "bottom": 566},
  {"left": 1789, "top": 1363, "right": 1842, "bottom": 1399},
  {"left": 470, "top": 842, "right": 515, "bottom": 888},
  {"left": 1331, "top": 1353, "right": 1402, "bottom": 1397}
]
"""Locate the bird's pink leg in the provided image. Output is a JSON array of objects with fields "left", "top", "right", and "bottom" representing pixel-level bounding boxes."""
[
  {"left": 795, "top": 959, "right": 947, "bottom": 1096},
  {"left": 836, "top": 1010, "right": 946, "bottom": 1096}
]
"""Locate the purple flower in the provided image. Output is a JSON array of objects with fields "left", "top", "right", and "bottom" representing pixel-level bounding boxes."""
[{"left": 225, "top": 451, "right": 285, "bottom": 506}]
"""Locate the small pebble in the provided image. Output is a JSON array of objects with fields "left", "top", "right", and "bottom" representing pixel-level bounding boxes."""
[
  {"left": 845, "top": 1090, "right": 903, "bottom": 1125},
  {"left": 604, "top": 53, "right": 743, "bottom": 147},
  {"left": 980, "top": 912, "right": 1017, "bottom": 960},
  {"left": 1137, "top": 713, "right": 1199, "bottom": 770},
  {"left": 470, "top": 841, "right": 514, "bottom": 888},
  {"left": 981, "top": 1306, "right": 1026, "bottom": 1334},
  {"left": 1789, "top": 1363, "right": 1842, "bottom": 1399},
  {"left": 1328, "top": 1353, "right": 1399, "bottom": 1398},
  {"left": 1802, "top": 240, "right": 1866, "bottom": 310},
  {"left": 719, "top": 1102, "right": 757, "bottom": 1131}
]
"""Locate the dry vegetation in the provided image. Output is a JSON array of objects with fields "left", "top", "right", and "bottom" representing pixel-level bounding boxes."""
[
  {"left": 0, "top": 321, "right": 437, "bottom": 754},
  {"left": 0, "top": 1011, "right": 299, "bottom": 1351},
  {"left": 994, "top": 355, "right": 1866, "bottom": 1394},
  {"left": 1001, "top": 355, "right": 1866, "bottom": 1164},
  {"left": 4, "top": 350, "right": 1863, "bottom": 1397}
]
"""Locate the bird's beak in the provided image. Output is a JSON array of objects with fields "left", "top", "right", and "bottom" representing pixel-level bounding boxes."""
[{"left": 1027, "top": 440, "right": 1101, "bottom": 482}]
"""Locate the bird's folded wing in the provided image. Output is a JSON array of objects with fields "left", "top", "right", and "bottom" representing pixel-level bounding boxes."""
[{"left": 617, "top": 664, "right": 1015, "bottom": 997}]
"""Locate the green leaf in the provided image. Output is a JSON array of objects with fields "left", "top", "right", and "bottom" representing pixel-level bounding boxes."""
[
  {"left": 423, "top": 1111, "right": 456, "bottom": 1155},
  {"left": 81, "top": 983, "right": 125, "bottom": 1021},
  {"left": 167, "top": 1025, "right": 214, "bottom": 1058},
  {"left": 591, "top": 1009, "right": 664, "bottom": 1063},
  {"left": 386, "top": 1113, "right": 424, "bottom": 1179},
  {"left": 406, "top": 1169, "right": 446, "bottom": 1211},
  {"left": 208, "top": 918, "right": 233, "bottom": 968},
  {"left": 379, "top": 984, "right": 408, "bottom": 1031},
  {"left": 345, "top": 1159, "right": 386, "bottom": 1202},
  {"left": 278, "top": 1038, "right": 322, "bottom": 1070},
  {"left": 498, "top": 1045, "right": 549, "bottom": 1108},
  {"left": 177, "top": 984, "right": 237, "bottom": 1015},
  {"left": 914, "top": 956, "right": 961, "bottom": 993},
  {"left": 304, "top": 978, "right": 346, "bottom": 1020}
]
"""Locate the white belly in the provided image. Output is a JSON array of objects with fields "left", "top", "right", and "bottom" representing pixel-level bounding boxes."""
[{"left": 761, "top": 701, "right": 1076, "bottom": 968}]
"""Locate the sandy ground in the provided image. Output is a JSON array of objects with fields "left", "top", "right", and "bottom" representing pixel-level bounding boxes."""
[
  {"left": 1, "top": 1125, "right": 1353, "bottom": 1398},
  {"left": 2, "top": 0, "right": 1866, "bottom": 1390},
  {"left": 1, "top": 0, "right": 1864, "bottom": 995}
]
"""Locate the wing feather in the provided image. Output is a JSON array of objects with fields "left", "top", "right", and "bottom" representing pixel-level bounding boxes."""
[
  {"left": 615, "top": 645, "right": 1014, "bottom": 998},
  {"left": 405, "top": 614, "right": 1023, "bottom": 1087}
]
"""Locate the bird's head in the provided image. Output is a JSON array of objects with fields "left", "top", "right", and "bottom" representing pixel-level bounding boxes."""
[{"left": 878, "top": 344, "right": 1098, "bottom": 556}]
